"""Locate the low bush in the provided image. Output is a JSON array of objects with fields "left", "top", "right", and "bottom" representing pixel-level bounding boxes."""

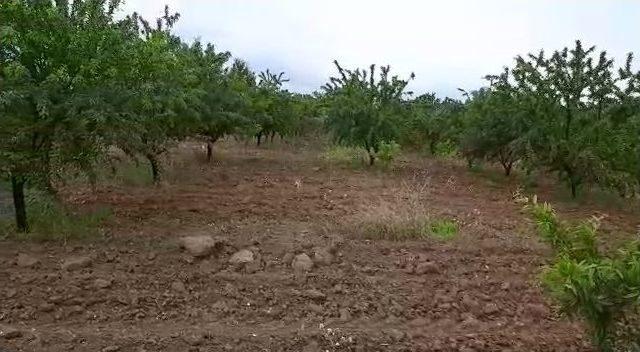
[
  {"left": 377, "top": 141, "right": 402, "bottom": 168},
  {"left": 528, "top": 200, "right": 640, "bottom": 351}
]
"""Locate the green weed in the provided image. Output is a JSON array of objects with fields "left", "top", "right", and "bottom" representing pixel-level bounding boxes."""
[
  {"left": 377, "top": 141, "right": 402, "bottom": 168},
  {"left": 0, "top": 189, "right": 110, "bottom": 242},
  {"left": 430, "top": 218, "right": 458, "bottom": 240}
]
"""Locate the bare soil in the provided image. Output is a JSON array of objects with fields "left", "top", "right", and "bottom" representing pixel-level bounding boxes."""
[{"left": 2, "top": 140, "right": 636, "bottom": 351}]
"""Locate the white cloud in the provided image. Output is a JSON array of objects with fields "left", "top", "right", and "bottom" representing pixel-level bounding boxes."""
[{"left": 119, "top": 0, "right": 640, "bottom": 97}]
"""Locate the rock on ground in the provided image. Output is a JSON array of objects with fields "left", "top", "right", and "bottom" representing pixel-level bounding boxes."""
[
  {"left": 312, "top": 247, "right": 333, "bottom": 266},
  {"left": 303, "top": 289, "right": 326, "bottom": 301},
  {"left": 94, "top": 278, "right": 112, "bottom": 289},
  {"left": 179, "top": 235, "right": 224, "bottom": 257},
  {"left": 228, "top": 249, "right": 254, "bottom": 264},
  {"left": 292, "top": 253, "right": 314, "bottom": 272},
  {"left": 281, "top": 252, "right": 294, "bottom": 265},
  {"left": 171, "top": 281, "right": 187, "bottom": 293},
  {"left": 414, "top": 261, "right": 439, "bottom": 275},
  {"left": 0, "top": 324, "right": 22, "bottom": 339},
  {"left": 61, "top": 256, "right": 92, "bottom": 271},
  {"left": 16, "top": 253, "right": 40, "bottom": 268}
]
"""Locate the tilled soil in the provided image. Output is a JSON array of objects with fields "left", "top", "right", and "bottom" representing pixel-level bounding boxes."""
[{"left": 2, "top": 141, "right": 623, "bottom": 351}]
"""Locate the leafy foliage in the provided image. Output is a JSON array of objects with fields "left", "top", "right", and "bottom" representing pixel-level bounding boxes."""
[
  {"left": 528, "top": 201, "right": 640, "bottom": 351},
  {"left": 407, "top": 93, "right": 465, "bottom": 155},
  {"left": 323, "top": 60, "right": 414, "bottom": 165},
  {"left": 0, "top": 0, "right": 134, "bottom": 231},
  {"left": 460, "top": 84, "right": 528, "bottom": 175}
]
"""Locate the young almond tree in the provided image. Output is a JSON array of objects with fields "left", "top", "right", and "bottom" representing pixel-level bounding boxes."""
[
  {"left": 0, "top": 0, "right": 133, "bottom": 231},
  {"left": 323, "top": 60, "right": 414, "bottom": 165},
  {"left": 251, "top": 70, "right": 293, "bottom": 146},
  {"left": 116, "top": 8, "right": 203, "bottom": 182},
  {"left": 408, "top": 93, "right": 465, "bottom": 155},
  {"left": 460, "top": 71, "right": 530, "bottom": 176},
  {"left": 182, "top": 42, "right": 248, "bottom": 162}
]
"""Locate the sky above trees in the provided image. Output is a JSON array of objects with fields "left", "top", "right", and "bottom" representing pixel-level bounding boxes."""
[{"left": 120, "top": 0, "right": 640, "bottom": 98}]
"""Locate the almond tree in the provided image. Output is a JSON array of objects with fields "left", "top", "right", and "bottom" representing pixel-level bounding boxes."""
[
  {"left": 408, "top": 93, "right": 464, "bottom": 155},
  {"left": 506, "top": 41, "right": 634, "bottom": 197},
  {"left": 460, "top": 71, "right": 529, "bottom": 176},
  {"left": 0, "top": 0, "right": 133, "bottom": 231},
  {"left": 116, "top": 7, "right": 202, "bottom": 182},
  {"left": 183, "top": 42, "right": 247, "bottom": 162},
  {"left": 323, "top": 60, "right": 414, "bottom": 165}
]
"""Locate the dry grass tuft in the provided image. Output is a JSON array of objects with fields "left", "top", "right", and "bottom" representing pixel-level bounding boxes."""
[{"left": 342, "top": 176, "right": 458, "bottom": 241}]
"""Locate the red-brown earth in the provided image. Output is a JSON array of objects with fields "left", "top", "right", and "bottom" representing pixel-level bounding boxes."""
[{"left": 2, "top": 140, "right": 638, "bottom": 351}]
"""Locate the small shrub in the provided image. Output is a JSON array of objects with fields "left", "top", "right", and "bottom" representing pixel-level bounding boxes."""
[
  {"left": 528, "top": 202, "right": 599, "bottom": 261},
  {"left": 432, "top": 140, "right": 459, "bottom": 158},
  {"left": 528, "top": 199, "right": 640, "bottom": 351},
  {"left": 377, "top": 141, "right": 401, "bottom": 167}
]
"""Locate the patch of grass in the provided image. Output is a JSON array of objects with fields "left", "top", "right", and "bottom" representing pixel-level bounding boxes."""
[
  {"left": 345, "top": 179, "right": 457, "bottom": 241},
  {"left": 358, "top": 214, "right": 458, "bottom": 241},
  {"left": 320, "top": 145, "right": 366, "bottom": 167},
  {"left": 360, "top": 213, "right": 432, "bottom": 241},
  {"left": 0, "top": 189, "right": 110, "bottom": 242},
  {"left": 430, "top": 218, "right": 458, "bottom": 240},
  {"left": 107, "top": 161, "right": 154, "bottom": 186}
]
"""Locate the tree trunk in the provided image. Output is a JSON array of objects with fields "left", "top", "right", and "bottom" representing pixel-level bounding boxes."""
[
  {"left": 270, "top": 131, "right": 276, "bottom": 143},
  {"left": 256, "top": 131, "right": 263, "bottom": 146},
  {"left": 466, "top": 158, "right": 474, "bottom": 169},
  {"left": 429, "top": 140, "right": 437, "bottom": 155},
  {"left": 562, "top": 164, "right": 579, "bottom": 198},
  {"left": 206, "top": 136, "right": 219, "bottom": 162},
  {"left": 206, "top": 141, "right": 213, "bottom": 162},
  {"left": 11, "top": 175, "right": 28, "bottom": 233},
  {"left": 368, "top": 151, "right": 376, "bottom": 166},
  {"left": 146, "top": 153, "right": 160, "bottom": 183},
  {"left": 499, "top": 153, "right": 513, "bottom": 176},
  {"left": 43, "top": 151, "right": 57, "bottom": 196}
]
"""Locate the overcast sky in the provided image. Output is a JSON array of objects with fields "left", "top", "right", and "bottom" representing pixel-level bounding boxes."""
[{"left": 120, "top": 0, "right": 640, "bottom": 98}]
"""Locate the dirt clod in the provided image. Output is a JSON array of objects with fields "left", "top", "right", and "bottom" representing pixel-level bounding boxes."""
[
  {"left": 39, "top": 303, "right": 55, "bottom": 312},
  {"left": 303, "top": 289, "right": 326, "bottom": 301},
  {"left": 292, "top": 253, "right": 314, "bottom": 272},
  {"left": 0, "top": 325, "right": 22, "bottom": 339},
  {"left": 179, "top": 236, "right": 220, "bottom": 257},
  {"left": 281, "top": 252, "right": 294, "bottom": 265},
  {"left": 171, "top": 281, "right": 187, "bottom": 293},
  {"left": 61, "top": 256, "right": 92, "bottom": 270},
  {"left": 16, "top": 253, "right": 40, "bottom": 268},
  {"left": 414, "top": 261, "right": 439, "bottom": 275},
  {"left": 6, "top": 289, "right": 17, "bottom": 299},
  {"left": 101, "top": 346, "right": 120, "bottom": 352},
  {"left": 339, "top": 308, "right": 351, "bottom": 322},
  {"left": 312, "top": 247, "right": 333, "bottom": 266},
  {"left": 94, "top": 278, "right": 112, "bottom": 289},
  {"left": 483, "top": 303, "right": 500, "bottom": 316},
  {"left": 228, "top": 249, "right": 254, "bottom": 264}
]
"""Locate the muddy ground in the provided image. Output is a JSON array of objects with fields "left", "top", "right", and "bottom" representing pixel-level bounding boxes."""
[{"left": 2, "top": 140, "right": 638, "bottom": 352}]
